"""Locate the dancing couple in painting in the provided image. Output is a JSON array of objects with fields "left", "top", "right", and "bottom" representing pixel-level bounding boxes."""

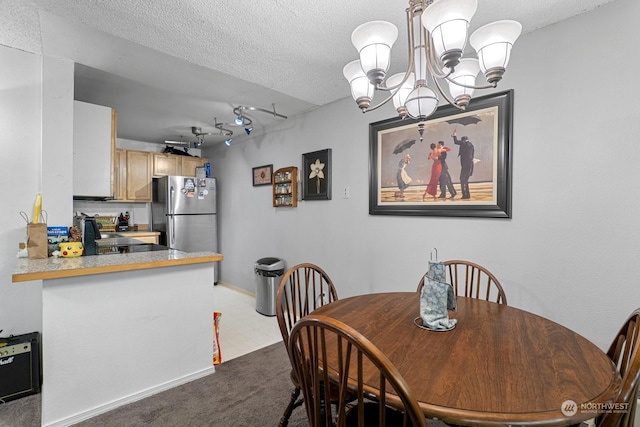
[
  {"left": 422, "top": 130, "right": 475, "bottom": 201},
  {"left": 423, "top": 139, "right": 456, "bottom": 201}
]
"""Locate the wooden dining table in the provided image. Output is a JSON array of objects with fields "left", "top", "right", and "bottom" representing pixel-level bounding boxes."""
[{"left": 310, "top": 292, "right": 621, "bottom": 426}]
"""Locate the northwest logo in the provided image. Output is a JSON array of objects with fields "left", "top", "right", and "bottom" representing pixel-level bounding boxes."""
[
  {"left": 561, "top": 400, "right": 578, "bottom": 416},
  {"left": 0, "top": 356, "right": 14, "bottom": 365}
]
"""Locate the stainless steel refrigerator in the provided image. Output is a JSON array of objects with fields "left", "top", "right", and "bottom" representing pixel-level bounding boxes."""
[{"left": 151, "top": 175, "right": 219, "bottom": 283}]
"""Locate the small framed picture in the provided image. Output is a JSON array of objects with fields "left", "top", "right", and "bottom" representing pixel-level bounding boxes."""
[
  {"left": 302, "top": 149, "right": 332, "bottom": 200},
  {"left": 252, "top": 164, "right": 273, "bottom": 186}
]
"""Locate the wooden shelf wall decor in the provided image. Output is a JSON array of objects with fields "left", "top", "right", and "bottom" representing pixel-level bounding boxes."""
[{"left": 273, "top": 166, "right": 298, "bottom": 207}]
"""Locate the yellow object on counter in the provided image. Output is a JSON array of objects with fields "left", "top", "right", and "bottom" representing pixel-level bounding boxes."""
[
  {"left": 58, "top": 242, "right": 84, "bottom": 257},
  {"left": 32, "top": 193, "right": 42, "bottom": 224}
]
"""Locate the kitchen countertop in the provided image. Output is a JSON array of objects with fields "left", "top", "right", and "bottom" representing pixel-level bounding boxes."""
[{"left": 12, "top": 249, "right": 223, "bottom": 282}]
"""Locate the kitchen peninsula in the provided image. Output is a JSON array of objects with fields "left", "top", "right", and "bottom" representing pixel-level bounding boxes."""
[{"left": 13, "top": 249, "right": 222, "bottom": 426}]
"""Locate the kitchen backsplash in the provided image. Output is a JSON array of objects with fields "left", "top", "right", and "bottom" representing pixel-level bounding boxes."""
[{"left": 72, "top": 201, "right": 150, "bottom": 227}]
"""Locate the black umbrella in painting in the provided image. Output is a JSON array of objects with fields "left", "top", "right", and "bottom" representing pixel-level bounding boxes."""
[
  {"left": 446, "top": 115, "right": 481, "bottom": 126},
  {"left": 393, "top": 139, "right": 416, "bottom": 154}
]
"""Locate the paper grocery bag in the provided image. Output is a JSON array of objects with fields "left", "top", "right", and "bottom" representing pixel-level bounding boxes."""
[{"left": 27, "top": 223, "right": 48, "bottom": 259}]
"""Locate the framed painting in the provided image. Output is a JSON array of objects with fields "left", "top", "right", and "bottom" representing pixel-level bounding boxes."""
[
  {"left": 302, "top": 149, "right": 332, "bottom": 200},
  {"left": 369, "top": 90, "right": 513, "bottom": 218},
  {"left": 252, "top": 164, "right": 273, "bottom": 186}
]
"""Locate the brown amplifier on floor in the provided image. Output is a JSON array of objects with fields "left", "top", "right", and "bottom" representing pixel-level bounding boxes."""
[{"left": 0, "top": 332, "right": 41, "bottom": 403}]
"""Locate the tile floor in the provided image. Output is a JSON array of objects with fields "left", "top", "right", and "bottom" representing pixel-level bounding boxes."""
[{"left": 212, "top": 283, "right": 283, "bottom": 362}]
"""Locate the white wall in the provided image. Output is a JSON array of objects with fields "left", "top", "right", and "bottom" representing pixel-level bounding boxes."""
[
  {"left": 0, "top": 45, "right": 74, "bottom": 336},
  {"left": 42, "top": 264, "right": 214, "bottom": 426},
  {"left": 0, "top": 46, "right": 74, "bottom": 336},
  {"left": 0, "top": 45, "right": 43, "bottom": 335},
  {"left": 205, "top": 0, "right": 640, "bottom": 350}
]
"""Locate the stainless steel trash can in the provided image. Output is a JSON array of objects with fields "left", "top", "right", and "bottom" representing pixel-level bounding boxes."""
[{"left": 254, "top": 257, "right": 285, "bottom": 316}]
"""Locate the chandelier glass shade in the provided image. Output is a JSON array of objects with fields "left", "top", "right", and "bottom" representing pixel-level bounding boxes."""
[
  {"left": 386, "top": 72, "right": 415, "bottom": 117},
  {"left": 343, "top": 60, "right": 375, "bottom": 110},
  {"left": 344, "top": 0, "right": 521, "bottom": 120},
  {"left": 351, "top": 21, "right": 399, "bottom": 85}
]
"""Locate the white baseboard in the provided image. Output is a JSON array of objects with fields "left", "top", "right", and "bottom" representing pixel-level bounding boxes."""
[
  {"left": 44, "top": 366, "right": 216, "bottom": 427},
  {"left": 217, "top": 281, "right": 255, "bottom": 297}
]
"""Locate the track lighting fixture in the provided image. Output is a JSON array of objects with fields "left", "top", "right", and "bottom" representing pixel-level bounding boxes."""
[
  {"left": 232, "top": 104, "right": 287, "bottom": 121},
  {"left": 179, "top": 104, "right": 287, "bottom": 148},
  {"left": 213, "top": 118, "right": 233, "bottom": 137}
]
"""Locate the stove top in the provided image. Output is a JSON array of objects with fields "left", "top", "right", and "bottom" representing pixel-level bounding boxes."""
[{"left": 97, "top": 244, "right": 168, "bottom": 255}]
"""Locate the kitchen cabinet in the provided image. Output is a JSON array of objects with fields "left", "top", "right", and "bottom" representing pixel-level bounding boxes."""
[
  {"left": 152, "top": 153, "right": 180, "bottom": 177},
  {"left": 116, "top": 150, "right": 207, "bottom": 201},
  {"left": 114, "top": 149, "right": 152, "bottom": 201},
  {"left": 73, "top": 101, "right": 116, "bottom": 199},
  {"left": 125, "top": 150, "right": 152, "bottom": 201},
  {"left": 181, "top": 156, "right": 208, "bottom": 177},
  {"left": 153, "top": 153, "right": 208, "bottom": 177},
  {"left": 273, "top": 167, "right": 298, "bottom": 207},
  {"left": 116, "top": 231, "right": 160, "bottom": 244}
]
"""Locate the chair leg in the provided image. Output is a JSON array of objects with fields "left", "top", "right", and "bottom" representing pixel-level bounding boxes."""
[{"left": 279, "top": 386, "right": 303, "bottom": 427}]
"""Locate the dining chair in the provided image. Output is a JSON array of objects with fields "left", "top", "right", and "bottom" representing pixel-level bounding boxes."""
[
  {"left": 417, "top": 259, "right": 507, "bottom": 305},
  {"left": 596, "top": 308, "right": 640, "bottom": 427},
  {"left": 276, "top": 263, "right": 340, "bottom": 427},
  {"left": 289, "top": 313, "right": 428, "bottom": 427}
]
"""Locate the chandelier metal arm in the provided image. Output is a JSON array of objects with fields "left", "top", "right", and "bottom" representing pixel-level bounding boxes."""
[
  {"left": 362, "top": 89, "right": 396, "bottom": 113},
  {"left": 375, "top": 4, "right": 417, "bottom": 93},
  {"left": 422, "top": 27, "right": 464, "bottom": 111},
  {"left": 443, "top": 74, "right": 497, "bottom": 90},
  {"left": 362, "top": 4, "right": 419, "bottom": 113},
  {"left": 425, "top": 34, "right": 451, "bottom": 79},
  {"left": 432, "top": 70, "right": 464, "bottom": 111}
]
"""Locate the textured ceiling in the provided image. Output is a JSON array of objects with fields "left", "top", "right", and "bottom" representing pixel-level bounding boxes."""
[{"left": 0, "top": 0, "right": 619, "bottom": 144}]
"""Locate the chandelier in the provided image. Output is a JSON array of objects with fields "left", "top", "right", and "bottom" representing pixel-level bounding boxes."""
[{"left": 343, "top": 0, "right": 521, "bottom": 120}]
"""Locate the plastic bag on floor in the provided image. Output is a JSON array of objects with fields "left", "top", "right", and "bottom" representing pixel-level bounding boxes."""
[{"left": 213, "top": 312, "right": 222, "bottom": 365}]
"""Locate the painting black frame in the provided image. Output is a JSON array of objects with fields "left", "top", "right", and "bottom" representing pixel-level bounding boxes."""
[
  {"left": 369, "top": 90, "right": 513, "bottom": 218},
  {"left": 302, "top": 149, "right": 332, "bottom": 200},
  {"left": 252, "top": 164, "right": 273, "bottom": 187}
]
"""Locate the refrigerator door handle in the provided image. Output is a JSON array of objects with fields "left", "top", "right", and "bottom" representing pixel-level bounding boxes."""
[
  {"left": 169, "top": 185, "right": 175, "bottom": 214},
  {"left": 169, "top": 186, "right": 175, "bottom": 246},
  {"left": 169, "top": 215, "right": 175, "bottom": 247}
]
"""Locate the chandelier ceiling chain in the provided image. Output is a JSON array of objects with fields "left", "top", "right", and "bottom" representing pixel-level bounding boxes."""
[{"left": 343, "top": 0, "right": 521, "bottom": 121}]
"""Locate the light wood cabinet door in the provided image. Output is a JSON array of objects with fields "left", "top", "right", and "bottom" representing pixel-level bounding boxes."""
[
  {"left": 117, "top": 232, "right": 159, "bottom": 244},
  {"left": 114, "top": 149, "right": 127, "bottom": 201},
  {"left": 125, "top": 150, "right": 152, "bottom": 201},
  {"left": 181, "top": 157, "right": 208, "bottom": 177},
  {"left": 153, "top": 153, "right": 180, "bottom": 177}
]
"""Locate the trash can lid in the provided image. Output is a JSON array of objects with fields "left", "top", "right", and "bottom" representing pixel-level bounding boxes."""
[{"left": 255, "top": 257, "right": 285, "bottom": 270}]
